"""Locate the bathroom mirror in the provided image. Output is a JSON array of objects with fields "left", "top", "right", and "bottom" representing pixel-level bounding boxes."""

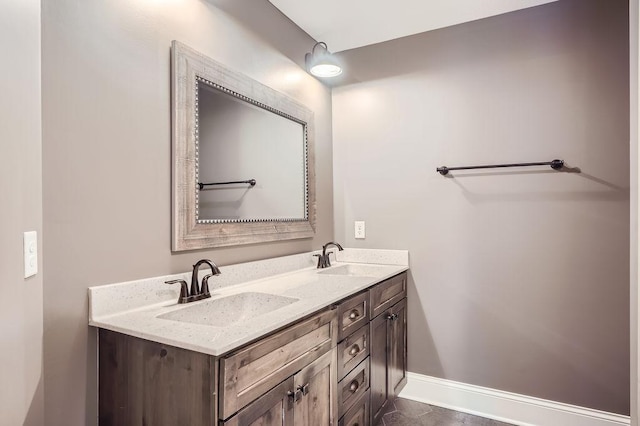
[{"left": 171, "top": 41, "right": 316, "bottom": 251}]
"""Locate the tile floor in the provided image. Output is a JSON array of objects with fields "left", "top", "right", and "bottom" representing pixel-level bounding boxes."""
[{"left": 380, "top": 397, "right": 515, "bottom": 426}]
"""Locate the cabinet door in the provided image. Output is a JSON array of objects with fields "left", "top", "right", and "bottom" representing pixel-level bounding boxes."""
[
  {"left": 294, "top": 348, "right": 337, "bottom": 425},
  {"left": 370, "top": 298, "right": 408, "bottom": 425},
  {"left": 223, "top": 378, "right": 294, "bottom": 426},
  {"left": 388, "top": 298, "right": 407, "bottom": 400},
  {"left": 369, "top": 313, "right": 388, "bottom": 425}
]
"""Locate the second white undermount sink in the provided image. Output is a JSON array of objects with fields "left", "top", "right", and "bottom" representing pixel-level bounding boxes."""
[
  {"left": 157, "top": 292, "right": 299, "bottom": 327},
  {"left": 317, "top": 263, "right": 389, "bottom": 277}
]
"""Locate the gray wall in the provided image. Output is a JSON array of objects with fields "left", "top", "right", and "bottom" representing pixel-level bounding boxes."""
[
  {"left": 333, "top": 0, "right": 630, "bottom": 414},
  {"left": 0, "top": 0, "right": 44, "bottom": 425},
  {"left": 41, "top": 0, "right": 333, "bottom": 424}
]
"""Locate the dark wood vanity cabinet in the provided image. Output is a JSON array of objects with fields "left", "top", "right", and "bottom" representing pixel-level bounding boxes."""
[{"left": 97, "top": 271, "right": 407, "bottom": 426}]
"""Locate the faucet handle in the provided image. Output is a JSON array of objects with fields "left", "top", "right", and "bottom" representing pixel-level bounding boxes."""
[
  {"left": 165, "top": 279, "right": 189, "bottom": 303},
  {"left": 201, "top": 274, "right": 213, "bottom": 297},
  {"left": 325, "top": 251, "right": 335, "bottom": 267}
]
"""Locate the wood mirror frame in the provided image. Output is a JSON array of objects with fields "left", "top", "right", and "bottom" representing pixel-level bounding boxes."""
[{"left": 171, "top": 41, "right": 316, "bottom": 251}]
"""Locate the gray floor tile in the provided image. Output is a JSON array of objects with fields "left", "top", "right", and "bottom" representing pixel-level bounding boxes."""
[
  {"left": 380, "top": 398, "right": 515, "bottom": 426},
  {"left": 392, "top": 397, "right": 433, "bottom": 417}
]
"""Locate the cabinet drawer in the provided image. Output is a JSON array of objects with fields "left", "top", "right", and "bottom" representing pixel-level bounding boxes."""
[
  {"left": 222, "top": 377, "right": 294, "bottom": 426},
  {"left": 339, "top": 388, "right": 370, "bottom": 426},
  {"left": 219, "top": 309, "right": 337, "bottom": 420},
  {"left": 337, "top": 324, "right": 369, "bottom": 380},
  {"left": 337, "top": 291, "right": 369, "bottom": 341},
  {"left": 338, "top": 358, "right": 370, "bottom": 419},
  {"left": 370, "top": 273, "right": 406, "bottom": 319}
]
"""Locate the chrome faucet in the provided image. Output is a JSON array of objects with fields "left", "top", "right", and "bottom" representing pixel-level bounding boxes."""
[
  {"left": 165, "top": 259, "right": 221, "bottom": 304},
  {"left": 314, "top": 241, "right": 344, "bottom": 268}
]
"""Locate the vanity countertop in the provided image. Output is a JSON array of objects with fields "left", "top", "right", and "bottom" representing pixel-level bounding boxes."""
[{"left": 88, "top": 248, "right": 408, "bottom": 356}]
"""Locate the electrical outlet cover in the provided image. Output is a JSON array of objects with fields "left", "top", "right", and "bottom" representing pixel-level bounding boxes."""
[{"left": 23, "top": 231, "right": 37, "bottom": 278}]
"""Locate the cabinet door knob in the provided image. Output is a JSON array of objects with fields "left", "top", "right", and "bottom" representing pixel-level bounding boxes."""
[
  {"left": 349, "top": 344, "right": 360, "bottom": 357},
  {"left": 287, "top": 389, "right": 302, "bottom": 402},
  {"left": 297, "top": 382, "right": 310, "bottom": 396},
  {"left": 348, "top": 309, "right": 360, "bottom": 320},
  {"left": 349, "top": 380, "right": 359, "bottom": 393},
  {"left": 386, "top": 313, "right": 398, "bottom": 321}
]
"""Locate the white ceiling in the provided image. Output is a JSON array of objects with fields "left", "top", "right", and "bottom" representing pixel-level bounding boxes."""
[{"left": 268, "top": 0, "right": 558, "bottom": 52}]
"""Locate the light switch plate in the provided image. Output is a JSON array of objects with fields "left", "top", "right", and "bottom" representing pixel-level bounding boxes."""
[
  {"left": 355, "top": 221, "right": 366, "bottom": 239},
  {"left": 23, "top": 231, "right": 37, "bottom": 278}
]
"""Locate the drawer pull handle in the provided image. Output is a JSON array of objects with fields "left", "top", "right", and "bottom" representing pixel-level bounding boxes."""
[
  {"left": 349, "top": 380, "right": 359, "bottom": 393},
  {"left": 348, "top": 309, "right": 360, "bottom": 321},
  {"left": 349, "top": 344, "right": 360, "bottom": 357}
]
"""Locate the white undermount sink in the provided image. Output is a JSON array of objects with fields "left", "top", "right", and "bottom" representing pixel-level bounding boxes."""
[
  {"left": 316, "top": 263, "right": 389, "bottom": 277},
  {"left": 157, "top": 292, "right": 299, "bottom": 327}
]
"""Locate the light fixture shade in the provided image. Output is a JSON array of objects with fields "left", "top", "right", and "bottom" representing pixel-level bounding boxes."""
[{"left": 305, "top": 42, "right": 342, "bottom": 78}]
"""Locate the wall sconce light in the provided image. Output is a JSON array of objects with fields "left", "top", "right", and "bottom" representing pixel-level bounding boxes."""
[{"left": 305, "top": 42, "right": 342, "bottom": 78}]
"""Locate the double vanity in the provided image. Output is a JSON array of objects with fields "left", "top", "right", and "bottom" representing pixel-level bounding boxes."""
[
  {"left": 89, "top": 248, "right": 408, "bottom": 426},
  {"left": 85, "top": 42, "right": 410, "bottom": 426}
]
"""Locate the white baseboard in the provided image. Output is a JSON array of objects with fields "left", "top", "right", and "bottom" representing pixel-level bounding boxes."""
[{"left": 398, "top": 372, "right": 630, "bottom": 426}]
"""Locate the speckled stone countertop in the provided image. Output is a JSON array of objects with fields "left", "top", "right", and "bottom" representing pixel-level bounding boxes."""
[{"left": 88, "top": 248, "right": 408, "bottom": 356}]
